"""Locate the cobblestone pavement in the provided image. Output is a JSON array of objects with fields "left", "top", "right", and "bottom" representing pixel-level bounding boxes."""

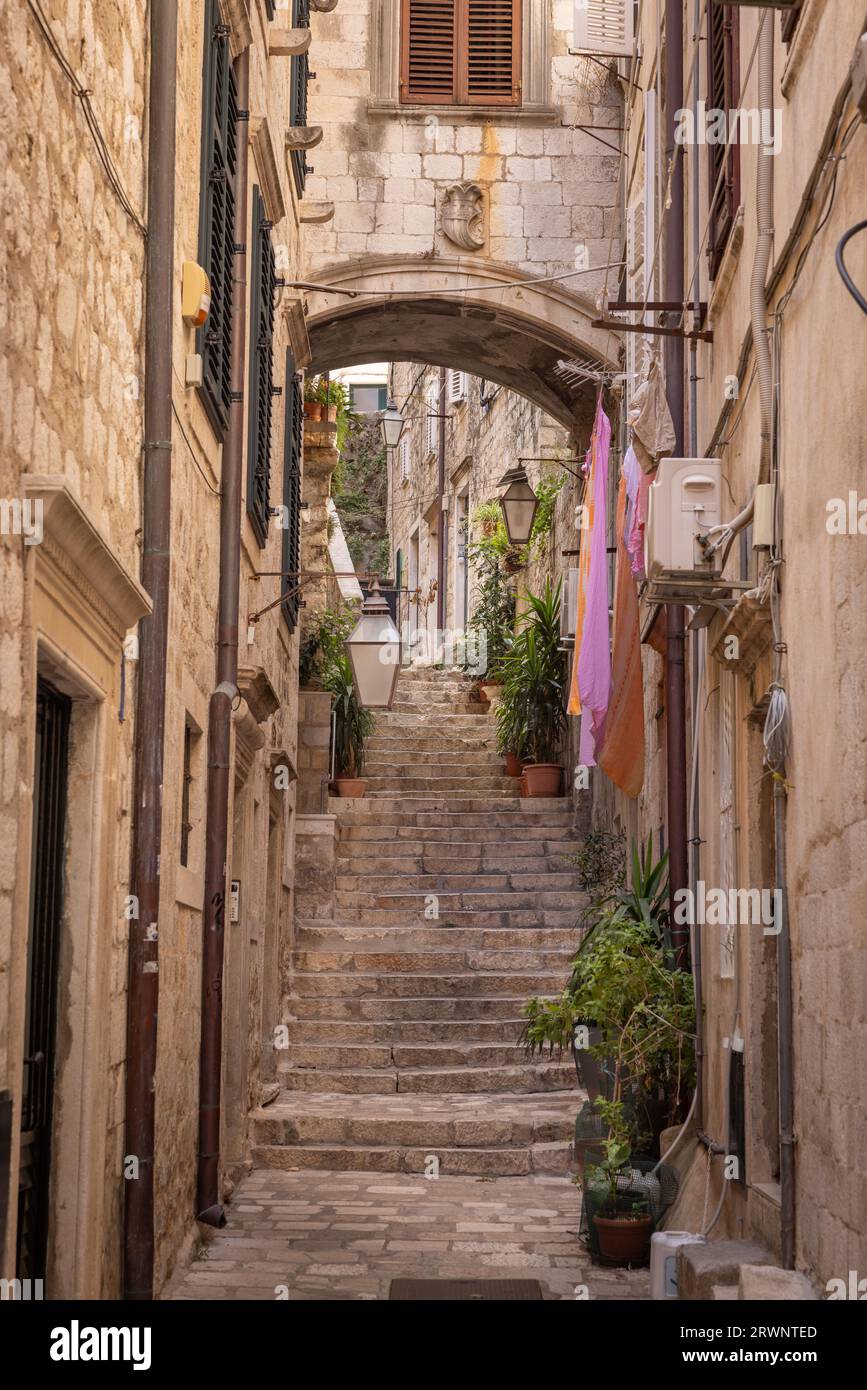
[{"left": 166, "top": 1169, "right": 651, "bottom": 1301}]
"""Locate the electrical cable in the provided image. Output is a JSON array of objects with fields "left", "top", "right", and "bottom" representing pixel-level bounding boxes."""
[
  {"left": 171, "top": 402, "right": 222, "bottom": 497},
  {"left": 835, "top": 218, "right": 867, "bottom": 315},
  {"left": 25, "top": 0, "right": 147, "bottom": 238}
]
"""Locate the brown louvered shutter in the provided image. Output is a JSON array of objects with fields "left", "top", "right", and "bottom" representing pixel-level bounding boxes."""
[
  {"left": 281, "top": 352, "right": 303, "bottom": 633},
  {"left": 464, "top": 0, "right": 520, "bottom": 106},
  {"left": 401, "top": 0, "right": 520, "bottom": 106},
  {"left": 401, "top": 0, "right": 457, "bottom": 104},
  {"left": 246, "top": 187, "right": 276, "bottom": 548}
]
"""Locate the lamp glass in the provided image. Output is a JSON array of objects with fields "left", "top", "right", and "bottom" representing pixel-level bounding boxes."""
[
  {"left": 499, "top": 477, "right": 539, "bottom": 546},
  {"left": 380, "top": 399, "right": 406, "bottom": 451},
  {"left": 345, "top": 600, "right": 401, "bottom": 709}
]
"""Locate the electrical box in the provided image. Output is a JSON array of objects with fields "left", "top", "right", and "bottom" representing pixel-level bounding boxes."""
[
  {"left": 182, "top": 261, "right": 211, "bottom": 327},
  {"left": 645, "top": 458, "right": 722, "bottom": 579},
  {"left": 561, "top": 567, "right": 580, "bottom": 642}
]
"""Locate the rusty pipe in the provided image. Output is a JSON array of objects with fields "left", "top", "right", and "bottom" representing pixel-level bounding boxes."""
[
  {"left": 196, "top": 46, "right": 250, "bottom": 1225},
  {"left": 124, "top": 0, "right": 177, "bottom": 1300}
]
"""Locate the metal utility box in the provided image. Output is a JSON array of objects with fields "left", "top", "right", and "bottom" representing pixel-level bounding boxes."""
[{"left": 645, "top": 458, "right": 722, "bottom": 580}]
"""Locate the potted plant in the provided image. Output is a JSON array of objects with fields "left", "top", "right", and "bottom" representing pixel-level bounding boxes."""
[
  {"left": 501, "top": 580, "right": 566, "bottom": 797},
  {"left": 493, "top": 663, "right": 530, "bottom": 776},
  {"left": 582, "top": 1100, "right": 653, "bottom": 1266},
  {"left": 303, "top": 377, "right": 323, "bottom": 420},
  {"left": 463, "top": 529, "right": 515, "bottom": 700},
  {"left": 323, "top": 652, "right": 374, "bottom": 797}
]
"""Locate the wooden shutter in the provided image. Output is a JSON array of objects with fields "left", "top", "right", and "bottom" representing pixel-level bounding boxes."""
[
  {"left": 198, "top": 0, "right": 238, "bottom": 436},
  {"left": 465, "top": 0, "right": 520, "bottom": 105},
  {"left": 707, "top": 4, "right": 740, "bottom": 280},
  {"left": 401, "top": 0, "right": 519, "bottom": 106},
  {"left": 573, "top": 0, "right": 635, "bottom": 58},
  {"left": 247, "top": 188, "right": 276, "bottom": 548},
  {"left": 282, "top": 352, "right": 303, "bottom": 632},
  {"left": 289, "top": 0, "right": 311, "bottom": 193}
]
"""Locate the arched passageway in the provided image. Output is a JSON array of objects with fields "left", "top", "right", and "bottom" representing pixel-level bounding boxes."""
[{"left": 302, "top": 255, "right": 622, "bottom": 428}]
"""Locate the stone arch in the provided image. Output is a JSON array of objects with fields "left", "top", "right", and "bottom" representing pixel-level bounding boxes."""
[{"left": 302, "top": 255, "right": 622, "bottom": 429}]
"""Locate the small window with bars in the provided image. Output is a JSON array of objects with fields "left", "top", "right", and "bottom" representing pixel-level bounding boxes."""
[
  {"left": 289, "top": 0, "right": 311, "bottom": 194},
  {"left": 282, "top": 350, "right": 304, "bottom": 632},
  {"left": 400, "top": 0, "right": 521, "bottom": 107},
  {"left": 399, "top": 434, "right": 411, "bottom": 483},
  {"left": 425, "top": 380, "right": 440, "bottom": 457},
  {"left": 247, "top": 187, "right": 277, "bottom": 548},
  {"left": 197, "top": 0, "right": 238, "bottom": 436},
  {"left": 707, "top": 4, "right": 740, "bottom": 280}
]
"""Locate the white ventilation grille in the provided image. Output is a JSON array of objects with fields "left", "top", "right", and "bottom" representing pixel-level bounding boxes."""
[
  {"left": 448, "top": 369, "right": 467, "bottom": 404},
  {"left": 573, "top": 0, "right": 635, "bottom": 58}
]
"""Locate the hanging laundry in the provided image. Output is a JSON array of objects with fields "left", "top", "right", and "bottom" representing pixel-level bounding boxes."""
[
  {"left": 627, "top": 354, "right": 676, "bottom": 473},
  {"left": 623, "top": 446, "right": 644, "bottom": 579},
  {"left": 567, "top": 399, "right": 612, "bottom": 767},
  {"left": 598, "top": 463, "right": 645, "bottom": 798}
]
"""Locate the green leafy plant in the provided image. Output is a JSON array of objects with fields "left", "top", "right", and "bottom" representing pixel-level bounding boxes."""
[
  {"left": 498, "top": 579, "right": 566, "bottom": 764},
  {"left": 463, "top": 543, "right": 515, "bottom": 681},
  {"left": 528, "top": 472, "right": 566, "bottom": 553},
  {"left": 322, "top": 652, "right": 374, "bottom": 778},
  {"left": 582, "top": 1099, "right": 635, "bottom": 1216},
  {"left": 298, "top": 603, "right": 356, "bottom": 689}
]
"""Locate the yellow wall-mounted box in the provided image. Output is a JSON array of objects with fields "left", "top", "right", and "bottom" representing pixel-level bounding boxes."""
[{"left": 182, "top": 261, "right": 211, "bottom": 327}]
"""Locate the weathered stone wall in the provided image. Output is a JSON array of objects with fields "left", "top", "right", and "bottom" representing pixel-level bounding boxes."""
[
  {"left": 304, "top": 0, "right": 621, "bottom": 294},
  {"left": 1, "top": 0, "right": 309, "bottom": 1296},
  {"left": 600, "top": 0, "right": 867, "bottom": 1288}
]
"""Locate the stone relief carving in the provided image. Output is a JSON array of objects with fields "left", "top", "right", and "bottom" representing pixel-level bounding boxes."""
[{"left": 440, "top": 182, "right": 486, "bottom": 251}]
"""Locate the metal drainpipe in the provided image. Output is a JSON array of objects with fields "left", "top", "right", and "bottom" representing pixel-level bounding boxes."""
[
  {"left": 124, "top": 0, "right": 177, "bottom": 1301},
  {"left": 688, "top": 0, "right": 704, "bottom": 1129},
  {"left": 196, "top": 47, "right": 250, "bottom": 1226},
  {"left": 436, "top": 367, "right": 447, "bottom": 642},
  {"left": 663, "top": 0, "right": 689, "bottom": 969}
]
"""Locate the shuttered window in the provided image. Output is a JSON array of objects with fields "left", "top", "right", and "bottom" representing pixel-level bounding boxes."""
[
  {"left": 282, "top": 352, "right": 304, "bottom": 632},
  {"left": 707, "top": 4, "right": 740, "bottom": 280},
  {"left": 289, "top": 0, "right": 311, "bottom": 194},
  {"left": 247, "top": 188, "right": 277, "bottom": 548},
  {"left": 197, "top": 0, "right": 238, "bottom": 436},
  {"left": 401, "top": 0, "right": 521, "bottom": 107}
]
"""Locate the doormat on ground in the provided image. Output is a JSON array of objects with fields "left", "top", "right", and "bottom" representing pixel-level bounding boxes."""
[{"left": 389, "top": 1279, "right": 543, "bottom": 1300}]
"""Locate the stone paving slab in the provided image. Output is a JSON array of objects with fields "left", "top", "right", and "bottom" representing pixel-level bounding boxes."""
[{"left": 165, "top": 1170, "right": 650, "bottom": 1302}]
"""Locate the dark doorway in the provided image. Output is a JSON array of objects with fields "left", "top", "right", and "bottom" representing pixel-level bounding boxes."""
[{"left": 17, "top": 678, "right": 71, "bottom": 1283}]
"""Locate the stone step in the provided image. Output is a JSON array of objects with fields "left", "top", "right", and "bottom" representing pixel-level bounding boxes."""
[
  {"left": 362, "top": 775, "right": 516, "bottom": 793},
  {"left": 279, "top": 1042, "right": 533, "bottom": 1070},
  {"left": 374, "top": 714, "right": 493, "bottom": 732},
  {"left": 291, "top": 969, "right": 568, "bottom": 998},
  {"left": 337, "top": 839, "right": 577, "bottom": 862},
  {"left": 338, "top": 806, "right": 574, "bottom": 827},
  {"left": 280, "top": 1017, "right": 528, "bottom": 1043},
  {"left": 294, "top": 923, "right": 581, "bottom": 951},
  {"left": 333, "top": 889, "right": 585, "bottom": 912},
  {"left": 334, "top": 855, "right": 567, "bottom": 877},
  {"left": 251, "top": 1141, "right": 573, "bottom": 1176},
  {"left": 276, "top": 1060, "right": 576, "bottom": 1095},
  {"left": 364, "top": 752, "right": 503, "bottom": 770},
  {"left": 292, "top": 948, "right": 574, "bottom": 974},
  {"left": 329, "top": 907, "right": 581, "bottom": 927},
  {"left": 285, "top": 995, "right": 551, "bottom": 1021},
  {"left": 333, "top": 871, "right": 583, "bottom": 894},
  {"left": 366, "top": 736, "right": 496, "bottom": 754}
]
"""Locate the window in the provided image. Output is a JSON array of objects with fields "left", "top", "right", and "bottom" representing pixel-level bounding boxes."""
[
  {"left": 282, "top": 351, "right": 303, "bottom": 632},
  {"left": 180, "top": 717, "right": 202, "bottom": 868},
  {"left": 247, "top": 187, "right": 277, "bottom": 547},
  {"left": 707, "top": 4, "right": 740, "bottom": 280},
  {"left": 399, "top": 434, "right": 411, "bottom": 483},
  {"left": 448, "top": 369, "right": 467, "bottom": 404},
  {"left": 197, "top": 0, "right": 238, "bottom": 435},
  {"left": 289, "top": 0, "right": 311, "bottom": 194},
  {"left": 425, "top": 380, "right": 440, "bottom": 456},
  {"left": 400, "top": 0, "right": 521, "bottom": 106},
  {"left": 350, "top": 384, "right": 389, "bottom": 413}
]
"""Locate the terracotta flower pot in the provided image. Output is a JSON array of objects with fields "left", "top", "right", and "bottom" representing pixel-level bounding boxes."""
[
  {"left": 304, "top": 401, "right": 323, "bottom": 421},
  {"left": 504, "top": 751, "right": 524, "bottom": 778},
  {"left": 519, "top": 770, "right": 528, "bottom": 797},
  {"left": 326, "top": 403, "right": 338, "bottom": 422},
  {"left": 523, "top": 763, "right": 562, "bottom": 797},
  {"left": 594, "top": 1213, "right": 652, "bottom": 1267},
  {"left": 332, "top": 778, "right": 366, "bottom": 798},
  {"left": 480, "top": 682, "right": 503, "bottom": 706}
]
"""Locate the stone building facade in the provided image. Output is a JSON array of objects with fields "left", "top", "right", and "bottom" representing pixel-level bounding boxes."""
[
  {"left": 593, "top": 0, "right": 867, "bottom": 1290},
  {"left": 0, "top": 0, "right": 316, "bottom": 1297}
]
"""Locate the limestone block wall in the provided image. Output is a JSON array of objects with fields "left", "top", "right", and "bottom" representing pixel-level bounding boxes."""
[{"left": 304, "top": 0, "right": 621, "bottom": 293}]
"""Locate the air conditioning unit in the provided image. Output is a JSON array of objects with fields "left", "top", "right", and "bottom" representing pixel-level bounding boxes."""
[
  {"left": 560, "top": 567, "right": 580, "bottom": 644},
  {"left": 573, "top": 1, "right": 635, "bottom": 58},
  {"left": 645, "top": 458, "right": 722, "bottom": 584}
]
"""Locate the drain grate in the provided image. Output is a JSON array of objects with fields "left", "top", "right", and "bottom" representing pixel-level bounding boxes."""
[{"left": 389, "top": 1278, "right": 543, "bottom": 1301}]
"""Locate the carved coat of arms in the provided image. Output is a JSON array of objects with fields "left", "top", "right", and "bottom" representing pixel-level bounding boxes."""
[{"left": 440, "top": 182, "right": 486, "bottom": 251}]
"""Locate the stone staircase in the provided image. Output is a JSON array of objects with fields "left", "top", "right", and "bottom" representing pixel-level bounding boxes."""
[{"left": 252, "top": 666, "right": 587, "bottom": 1177}]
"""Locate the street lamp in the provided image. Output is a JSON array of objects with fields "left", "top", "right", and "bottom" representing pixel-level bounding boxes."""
[
  {"left": 497, "top": 461, "right": 539, "bottom": 546},
  {"left": 344, "top": 580, "right": 401, "bottom": 709},
  {"left": 379, "top": 397, "right": 407, "bottom": 451}
]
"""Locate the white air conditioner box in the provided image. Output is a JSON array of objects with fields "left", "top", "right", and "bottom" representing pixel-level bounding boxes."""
[
  {"left": 561, "top": 567, "right": 580, "bottom": 641},
  {"left": 645, "top": 458, "right": 722, "bottom": 579}
]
